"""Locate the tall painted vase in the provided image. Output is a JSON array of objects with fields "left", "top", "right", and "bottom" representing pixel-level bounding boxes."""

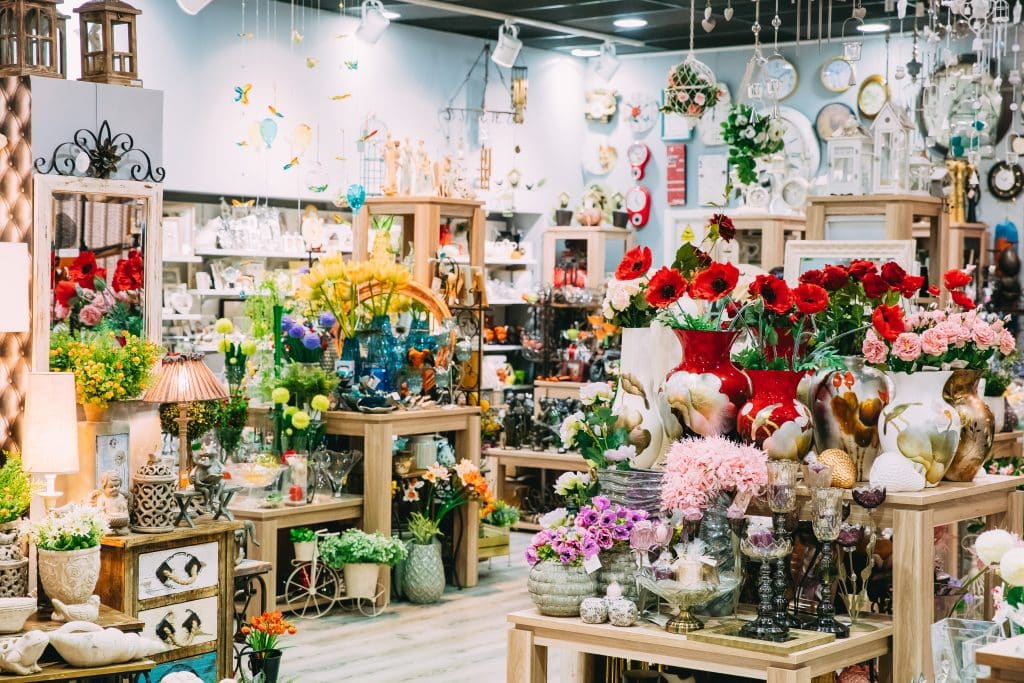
[
  {"left": 737, "top": 369, "right": 814, "bottom": 461},
  {"left": 943, "top": 369, "right": 995, "bottom": 482},
  {"left": 877, "top": 371, "right": 961, "bottom": 486},
  {"left": 613, "top": 327, "right": 677, "bottom": 468}
]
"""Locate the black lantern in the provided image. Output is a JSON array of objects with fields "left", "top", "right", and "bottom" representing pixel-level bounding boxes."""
[
  {"left": 0, "top": 0, "right": 63, "bottom": 78},
  {"left": 74, "top": 0, "right": 141, "bottom": 87}
]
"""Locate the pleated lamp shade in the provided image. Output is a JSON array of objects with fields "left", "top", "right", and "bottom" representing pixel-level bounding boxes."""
[{"left": 142, "top": 353, "right": 228, "bottom": 404}]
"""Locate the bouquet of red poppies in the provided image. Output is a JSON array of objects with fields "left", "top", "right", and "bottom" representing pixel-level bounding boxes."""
[
  {"left": 52, "top": 250, "right": 145, "bottom": 338},
  {"left": 862, "top": 268, "right": 1014, "bottom": 373}
]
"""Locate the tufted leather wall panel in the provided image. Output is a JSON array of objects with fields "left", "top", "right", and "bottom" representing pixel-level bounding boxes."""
[{"left": 0, "top": 77, "right": 32, "bottom": 453}]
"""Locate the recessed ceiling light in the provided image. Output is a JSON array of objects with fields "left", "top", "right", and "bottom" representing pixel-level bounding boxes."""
[
  {"left": 856, "top": 22, "right": 890, "bottom": 33},
  {"left": 382, "top": 10, "right": 401, "bottom": 19},
  {"left": 614, "top": 17, "right": 648, "bottom": 28},
  {"left": 571, "top": 47, "right": 602, "bottom": 57}
]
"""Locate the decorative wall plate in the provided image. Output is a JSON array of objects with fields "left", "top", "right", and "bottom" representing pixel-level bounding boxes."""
[
  {"left": 762, "top": 54, "right": 799, "bottom": 101},
  {"left": 918, "top": 53, "right": 1011, "bottom": 155},
  {"left": 820, "top": 57, "right": 855, "bottom": 93},
  {"left": 857, "top": 75, "right": 889, "bottom": 119},
  {"left": 625, "top": 93, "right": 658, "bottom": 134},
  {"left": 815, "top": 102, "right": 857, "bottom": 141},
  {"left": 585, "top": 89, "right": 618, "bottom": 123},
  {"left": 698, "top": 82, "right": 732, "bottom": 146},
  {"left": 988, "top": 160, "right": 1024, "bottom": 200},
  {"left": 581, "top": 136, "right": 618, "bottom": 175}
]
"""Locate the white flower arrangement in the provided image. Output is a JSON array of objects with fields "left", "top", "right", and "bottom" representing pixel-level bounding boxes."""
[
  {"left": 558, "top": 411, "right": 586, "bottom": 447},
  {"left": 579, "top": 382, "right": 614, "bottom": 406},
  {"left": 29, "top": 503, "right": 110, "bottom": 551},
  {"left": 553, "top": 471, "right": 592, "bottom": 497}
]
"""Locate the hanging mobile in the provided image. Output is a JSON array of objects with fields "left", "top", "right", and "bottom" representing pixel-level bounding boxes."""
[{"left": 703, "top": 0, "right": 716, "bottom": 31}]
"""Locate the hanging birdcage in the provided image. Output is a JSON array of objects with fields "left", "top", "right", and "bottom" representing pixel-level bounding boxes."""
[
  {"left": 661, "top": 54, "right": 721, "bottom": 120},
  {"left": 359, "top": 114, "right": 387, "bottom": 196}
]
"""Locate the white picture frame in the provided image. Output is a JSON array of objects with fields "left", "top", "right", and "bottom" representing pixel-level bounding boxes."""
[
  {"left": 783, "top": 240, "right": 917, "bottom": 285},
  {"left": 660, "top": 91, "right": 693, "bottom": 141},
  {"left": 162, "top": 216, "right": 181, "bottom": 260},
  {"left": 697, "top": 155, "right": 729, "bottom": 206}
]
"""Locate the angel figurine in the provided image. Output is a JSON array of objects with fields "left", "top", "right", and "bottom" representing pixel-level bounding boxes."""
[{"left": 89, "top": 471, "right": 130, "bottom": 535}]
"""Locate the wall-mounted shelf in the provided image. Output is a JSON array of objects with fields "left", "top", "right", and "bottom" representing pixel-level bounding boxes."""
[
  {"left": 164, "top": 255, "right": 203, "bottom": 264},
  {"left": 194, "top": 247, "right": 324, "bottom": 260},
  {"left": 483, "top": 344, "right": 523, "bottom": 353},
  {"left": 187, "top": 289, "right": 249, "bottom": 298},
  {"left": 163, "top": 313, "right": 203, "bottom": 322},
  {"left": 488, "top": 298, "right": 528, "bottom": 306}
]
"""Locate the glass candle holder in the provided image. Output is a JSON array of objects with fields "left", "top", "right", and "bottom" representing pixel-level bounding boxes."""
[
  {"left": 811, "top": 487, "right": 844, "bottom": 542},
  {"left": 808, "top": 487, "right": 849, "bottom": 638},
  {"left": 767, "top": 460, "right": 799, "bottom": 513}
]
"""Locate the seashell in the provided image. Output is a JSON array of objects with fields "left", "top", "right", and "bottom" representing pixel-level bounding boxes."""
[
  {"left": 51, "top": 595, "right": 100, "bottom": 623},
  {"left": 869, "top": 452, "right": 927, "bottom": 492},
  {"left": 50, "top": 621, "right": 165, "bottom": 667},
  {"left": 818, "top": 449, "right": 857, "bottom": 488}
]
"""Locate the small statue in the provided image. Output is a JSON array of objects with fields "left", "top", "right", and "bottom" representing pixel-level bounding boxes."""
[
  {"left": 434, "top": 154, "right": 454, "bottom": 198},
  {"left": 89, "top": 471, "right": 130, "bottom": 535},
  {"left": 413, "top": 139, "right": 433, "bottom": 195},
  {"left": 382, "top": 134, "right": 401, "bottom": 196},
  {"left": 51, "top": 595, "right": 100, "bottom": 623},
  {"left": 233, "top": 520, "right": 260, "bottom": 566},
  {"left": 190, "top": 450, "right": 225, "bottom": 517},
  {"left": 0, "top": 631, "right": 48, "bottom": 675},
  {"left": 398, "top": 137, "right": 414, "bottom": 195}
]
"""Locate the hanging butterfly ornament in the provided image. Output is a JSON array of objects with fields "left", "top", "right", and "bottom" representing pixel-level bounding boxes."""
[
  {"left": 660, "top": 0, "right": 722, "bottom": 121},
  {"left": 234, "top": 83, "right": 251, "bottom": 104}
]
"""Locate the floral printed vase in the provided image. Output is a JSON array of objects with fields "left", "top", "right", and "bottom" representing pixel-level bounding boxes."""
[
  {"left": 736, "top": 370, "right": 814, "bottom": 461},
  {"left": 813, "top": 357, "right": 892, "bottom": 482},
  {"left": 613, "top": 328, "right": 670, "bottom": 469},
  {"left": 661, "top": 329, "right": 750, "bottom": 439},
  {"left": 877, "top": 371, "right": 961, "bottom": 486},
  {"left": 527, "top": 561, "right": 597, "bottom": 617},
  {"left": 37, "top": 547, "right": 100, "bottom": 605},
  {"left": 943, "top": 369, "right": 995, "bottom": 482}
]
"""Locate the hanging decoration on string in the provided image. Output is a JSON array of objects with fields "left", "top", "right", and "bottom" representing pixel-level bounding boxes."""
[
  {"left": 660, "top": 0, "right": 722, "bottom": 121},
  {"left": 440, "top": 45, "right": 520, "bottom": 124}
]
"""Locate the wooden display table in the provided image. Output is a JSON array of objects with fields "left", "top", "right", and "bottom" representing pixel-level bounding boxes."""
[
  {"left": 488, "top": 447, "right": 587, "bottom": 530},
  {"left": 352, "top": 196, "right": 485, "bottom": 286},
  {"left": 991, "top": 431, "right": 1023, "bottom": 460},
  {"left": 541, "top": 226, "right": 635, "bottom": 289},
  {"left": 229, "top": 494, "right": 362, "bottom": 612},
  {"left": 97, "top": 519, "right": 240, "bottom": 681},
  {"left": 976, "top": 634, "right": 1024, "bottom": 682},
  {"left": 532, "top": 380, "right": 584, "bottom": 402},
  {"left": 24, "top": 605, "right": 142, "bottom": 633},
  {"left": 507, "top": 609, "right": 892, "bottom": 683}
]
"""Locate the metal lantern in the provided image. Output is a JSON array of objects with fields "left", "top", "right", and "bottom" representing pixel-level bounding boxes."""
[
  {"left": 0, "top": 0, "right": 63, "bottom": 78},
  {"left": 870, "top": 101, "right": 914, "bottom": 194},
  {"left": 74, "top": 0, "right": 141, "bottom": 87},
  {"left": 827, "top": 116, "right": 873, "bottom": 195}
]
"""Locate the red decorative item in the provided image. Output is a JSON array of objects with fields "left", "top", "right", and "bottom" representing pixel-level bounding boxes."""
[
  {"left": 289, "top": 484, "right": 304, "bottom": 502},
  {"left": 666, "top": 143, "right": 686, "bottom": 206},
  {"left": 662, "top": 329, "right": 751, "bottom": 437},
  {"left": 625, "top": 186, "right": 651, "bottom": 228},
  {"left": 736, "top": 370, "right": 814, "bottom": 462},
  {"left": 627, "top": 141, "right": 651, "bottom": 180}
]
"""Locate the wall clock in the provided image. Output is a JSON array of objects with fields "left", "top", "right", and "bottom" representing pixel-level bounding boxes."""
[
  {"left": 918, "top": 53, "right": 1011, "bottom": 155},
  {"left": 857, "top": 75, "right": 889, "bottom": 119},
  {"left": 820, "top": 57, "right": 855, "bottom": 93},
  {"left": 625, "top": 186, "right": 651, "bottom": 228},
  {"left": 627, "top": 142, "right": 651, "bottom": 180},
  {"left": 769, "top": 106, "right": 821, "bottom": 180},
  {"left": 988, "top": 161, "right": 1024, "bottom": 200},
  {"left": 698, "top": 83, "right": 732, "bottom": 146},
  {"left": 780, "top": 177, "right": 810, "bottom": 211},
  {"left": 762, "top": 54, "right": 799, "bottom": 101},
  {"left": 815, "top": 102, "right": 857, "bottom": 141},
  {"left": 1010, "top": 134, "right": 1024, "bottom": 155}
]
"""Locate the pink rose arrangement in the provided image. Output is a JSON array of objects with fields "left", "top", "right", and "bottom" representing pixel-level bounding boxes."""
[
  {"left": 525, "top": 525, "right": 599, "bottom": 567},
  {"left": 573, "top": 496, "right": 649, "bottom": 551},
  {"left": 661, "top": 435, "right": 768, "bottom": 521}
]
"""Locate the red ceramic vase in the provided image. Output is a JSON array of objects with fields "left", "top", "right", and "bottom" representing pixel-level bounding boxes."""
[
  {"left": 737, "top": 369, "right": 814, "bottom": 461},
  {"left": 662, "top": 329, "right": 751, "bottom": 437},
  {"left": 761, "top": 327, "right": 808, "bottom": 364}
]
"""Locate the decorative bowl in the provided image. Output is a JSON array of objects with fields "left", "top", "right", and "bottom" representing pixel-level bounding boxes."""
[
  {"left": 223, "top": 461, "right": 284, "bottom": 489},
  {"left": 0, "top": 597, "right": 36, "bottom": 633}
]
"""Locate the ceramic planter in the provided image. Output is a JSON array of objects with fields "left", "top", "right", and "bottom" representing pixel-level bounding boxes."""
[
  {"left": 342, "top": 563, "right": 381, "bottom": 601},
  {"left": 614, "top": 327, "right": 672, "bottom": 468},
  {"left": 877, "top": 371, "right": 961, "bottom": 486},
  {"left": 247, "top": 648, "right": 283, "bottom": 683},
  {"left": 293, "top": 541, "right": 315, "bottom": 563},
  {"left": 37, "top": 546, "right": 100, "bottom": 606},
  {"left": 597, "top": 468, "right": 664, "bottom": 517},
  {"left": 596, "top": 548, "right": 638, "bottom": 602},
  {"left": 81, "top": 404, "right": 108, "bottom": 422},
  {"left": 527, "top": 561, "right": 597, "bottom": 617},
  {"left": 661, "top": 329, "right": 750, "bottom": 439},
  {"left": 813, "top": 356, "right": 891, "bottom": 481},
  {"left": 943, "top": 369, "right": 995, "bottom": 482},
  {"left": 737, "top": 370, "right": 814, "bottom": 462},
  {"left": 403, "top": 541, "right": 445, "bottom": 604}
]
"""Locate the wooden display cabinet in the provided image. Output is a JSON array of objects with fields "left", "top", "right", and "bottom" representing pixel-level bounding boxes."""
[
  {"left": 729, "top": 213, "right": 806, "bottom": 270},
  {"left": 96, "top": 520, "right": 240, "bottom": 681},
  {"left": 541, "top": 226, "right": 635, "bottom": 289}
]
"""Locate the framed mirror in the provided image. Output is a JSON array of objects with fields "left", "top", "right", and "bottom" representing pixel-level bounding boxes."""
[{"left": 31, "top": 175, "right": 162, "bottom": 371}]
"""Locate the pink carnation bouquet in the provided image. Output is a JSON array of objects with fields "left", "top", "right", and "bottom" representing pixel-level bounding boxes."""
[{"left": 660, "top": 435, "right": 768, "bottom": 521}]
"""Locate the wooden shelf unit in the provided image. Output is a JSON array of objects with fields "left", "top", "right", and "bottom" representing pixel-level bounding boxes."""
[
  {"left": 351, "top": 196, "right": 485, "bottom": 286},
  {"left": 541, "top": 226, "right": 635, "bottom": 289},
  {"left": 728, "top": 212, "right": 806, "bottom": 270}
]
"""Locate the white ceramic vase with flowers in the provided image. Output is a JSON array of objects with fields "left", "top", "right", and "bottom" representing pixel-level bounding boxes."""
[{"left": 30, "top": 504, "right": 109, "bottom": 616}]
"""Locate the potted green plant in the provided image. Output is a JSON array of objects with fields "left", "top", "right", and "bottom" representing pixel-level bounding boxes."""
[
  {"left": 479, "top": 501, "right": 519, "bottom": 560},
  {"left": 319, "top": 529, "right": 407, "bottom": 600},
  {"left": 0, "top": 454, "right": 32, "bottom": 597},
  {"left": 29, "top": 504, "right": 109, "bottom": 609},
  {"left": 289, "top": 527, "right": 316, "bottom": 562},
  {"left": 554, "top": 192, "right": 573, "bottom": 226}
]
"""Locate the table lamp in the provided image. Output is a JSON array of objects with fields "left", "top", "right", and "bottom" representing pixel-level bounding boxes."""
[
  {"left": 21, "top": 372, "right": 80, "bottom": 510},
  {"left": 142, "top": 353, "right": 228, "bottom": 487}
]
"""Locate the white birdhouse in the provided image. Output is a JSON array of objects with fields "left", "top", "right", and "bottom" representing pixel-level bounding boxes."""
[
  {"left": 871, "top": 101, "right": 915, "bottom": 194},
  {"left": 826, "top": 116, "right": 873, "bottom": 195}
]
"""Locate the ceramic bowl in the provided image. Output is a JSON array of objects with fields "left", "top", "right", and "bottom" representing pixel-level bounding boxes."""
[{"left": 0, "top": 597, "right": 36, "bottom": 633}]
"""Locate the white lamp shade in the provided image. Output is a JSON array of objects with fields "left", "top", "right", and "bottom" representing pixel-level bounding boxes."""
[
  {"left": 21, "top": 373, "right": 79, "bottom": 475},
  {"left": 0, "top": 243, "right": 28, "bottom": 333},
  {"left": 176, "top": 0, "right": 215, "bottom": 15}
]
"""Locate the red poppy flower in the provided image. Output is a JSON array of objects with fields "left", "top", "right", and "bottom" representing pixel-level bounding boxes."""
[
  {"left": 871, "top": 304, "right": 906, "bottom": 342},
  {"left": 54, "top": 280, "right": 77, "bottom": 307},
  {"left": 880, "top": 262, "right": 907, "bottom": 287},
  {"left": 951, "top": 290, "right": 977, "bottom": 311},
  {"left": 927, "top": 284, "right": 940, "bottom": 297},
  {"left": 689, "top": 262, "right": 739, "bottom": 301},
  {"left": 898, "top": 274, "right": 925, "bottom": 299},
  {"left": 848, "top": 260, "right": 877, "bottom": 281},
  {"left": 645, "top": 267, "right": 688, "bottom": 308},
  {"left": 615, "top": 246, "right": 652, "bottom": 281},
  {"left": 793, "top": 283, "right": 829, "bottom": 315},
  {"left": 72, "top": 251, "right": 99, "bottom": 277},
  {"left": 822, "top": 264, "right": 850, "bottom": 291},
  {"left": 112, "top": 251, "right": 144, "bottom": 292},
  {"left": 861, "top": 272, "right": 890, "bottom": 299},
  {"left": 798, "top": 269, "right": 825, "bottom": 287},
  {"left": 750, "top": 274, "right": 792, "bottom": 314},
  {"left": 708, "top": 213, "right": 735, "bottom": 241},
  {"left": 943, "top": 269, "right": 973, "bottom": 291}
]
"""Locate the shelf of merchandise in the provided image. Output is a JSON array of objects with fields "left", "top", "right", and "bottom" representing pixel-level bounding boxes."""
[
  {"left": 164, "top": 255, "right": 203, "bottom": 264},
  {"left": 193, "top": 247, "right": 323, "bottom": 260},
  {"left": 186, "top": 288, "right": 250, "bottom": 298},
  {"left": 163, "top": 313, "right": 202, "bottom": 322},
  {"left": 483, "top": 344, "right": 523, "bottom": 353},
  {"left": 541, "top": 225, "right": 635, "bottom": 289},
  {"left": 488, "top": 297, "right": 528, "bottom": 306},
  {"left": 456, "top": 256, "right": 536, "bottom": 267}
]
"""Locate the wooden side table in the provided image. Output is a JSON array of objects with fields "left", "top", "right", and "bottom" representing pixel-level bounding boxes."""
[
  {"left": 487, "top": 447, "right": 587, "bottom": 531},
  {"left": 976, "top": 634, "right": 1024, "bottom": 682},
  {"left": 991, "top": 431, "right": 1023, "bottom": 460},
  {"left": 507, "top": 609, "right": 892, "bottom": 683},
  {"left": 228, "top": 494, "right": 362, "bottom": 612}
]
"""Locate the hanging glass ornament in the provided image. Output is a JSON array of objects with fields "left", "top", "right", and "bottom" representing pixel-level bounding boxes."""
[{"left": 661, "top": 0, "right": 721, "bottom": 120}]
